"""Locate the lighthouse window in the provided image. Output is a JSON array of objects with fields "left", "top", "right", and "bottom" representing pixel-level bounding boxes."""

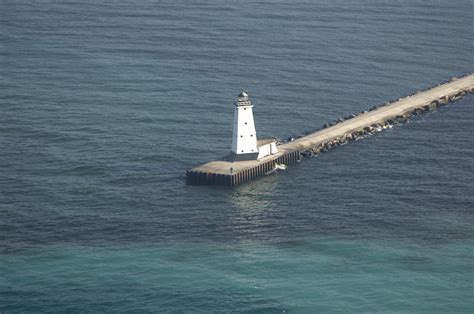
[
  {"left": 250, "top": 134, "right": 253, "bottom": 137},
  {"left": 241, "top": 150, "right": 244, "bottom": 152},
  {"left": 244, "top": 108, "right": 246, "bottom": 110},
  {"left": 245, "top": 122, "right": 247, "bottom": 125},
  {"left": 240, "top": 135, "right": 243, "bottom": 138}
]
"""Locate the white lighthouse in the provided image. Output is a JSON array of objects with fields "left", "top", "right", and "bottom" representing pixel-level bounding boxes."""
[
  {"left": 228, "top": 90, "right": 279, "bottom": 162},
  {"left": 229, "top": 90, "right": 259, "bottom": 161}
]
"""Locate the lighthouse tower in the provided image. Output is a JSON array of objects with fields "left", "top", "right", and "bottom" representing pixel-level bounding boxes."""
[{"left": 229, "top": 90, "right": 259, "bottom": 161}]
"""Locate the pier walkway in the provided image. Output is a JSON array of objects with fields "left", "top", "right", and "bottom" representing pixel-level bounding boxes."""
[{"left": 187, "top": 74, "right": 474, "bottom": 186}]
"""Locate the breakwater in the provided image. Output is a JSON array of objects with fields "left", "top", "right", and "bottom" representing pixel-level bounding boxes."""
[{"left": 187, "top": 74, "right": 474, "bottom": 186}]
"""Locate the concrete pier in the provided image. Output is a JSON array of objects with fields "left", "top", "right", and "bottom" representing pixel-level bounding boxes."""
[{"left": 187, "top": 74, "right": 474, "bottom": 186}]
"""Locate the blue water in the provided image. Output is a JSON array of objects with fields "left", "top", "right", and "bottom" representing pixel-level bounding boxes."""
[{"left": 1, "top": 0, "right": 473, "bottom": 312}]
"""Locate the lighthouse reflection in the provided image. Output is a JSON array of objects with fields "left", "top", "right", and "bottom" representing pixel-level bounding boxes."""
[{"left": 228, "top": 176, "right": 283, "bottom": 241}]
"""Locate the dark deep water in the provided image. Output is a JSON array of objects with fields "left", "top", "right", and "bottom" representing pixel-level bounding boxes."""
[{"left": 1, "top": 1, "right": 473, "bottom": 312}]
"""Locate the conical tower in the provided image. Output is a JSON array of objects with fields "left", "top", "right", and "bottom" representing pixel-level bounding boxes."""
[{"left": 229, "top": 90, "right": 259, "bottom": 161}]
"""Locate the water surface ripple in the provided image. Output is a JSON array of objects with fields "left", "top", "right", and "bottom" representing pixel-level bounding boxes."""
[{"left": 1, "top": 0, "right": 473, "bottom": 312}]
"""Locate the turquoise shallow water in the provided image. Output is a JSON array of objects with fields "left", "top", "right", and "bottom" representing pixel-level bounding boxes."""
[
  {"left": 3, "top": 239, "right": 473, "bottom": 312},
  {"left": 1, "top": 0, "right": 473, "bottom": 312}
]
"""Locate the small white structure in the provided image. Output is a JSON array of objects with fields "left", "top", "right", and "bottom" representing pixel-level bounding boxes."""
[
  {"left": 257, "top": 139, "right": 278, "bottom": 159},
  {"left": 229, "top": 90, "right": 278, "bottom": 162}
]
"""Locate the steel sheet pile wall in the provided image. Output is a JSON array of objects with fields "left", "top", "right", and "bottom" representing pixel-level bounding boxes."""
[{"left": 187, "top": 150, "right": 300, "bottom": 186}]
